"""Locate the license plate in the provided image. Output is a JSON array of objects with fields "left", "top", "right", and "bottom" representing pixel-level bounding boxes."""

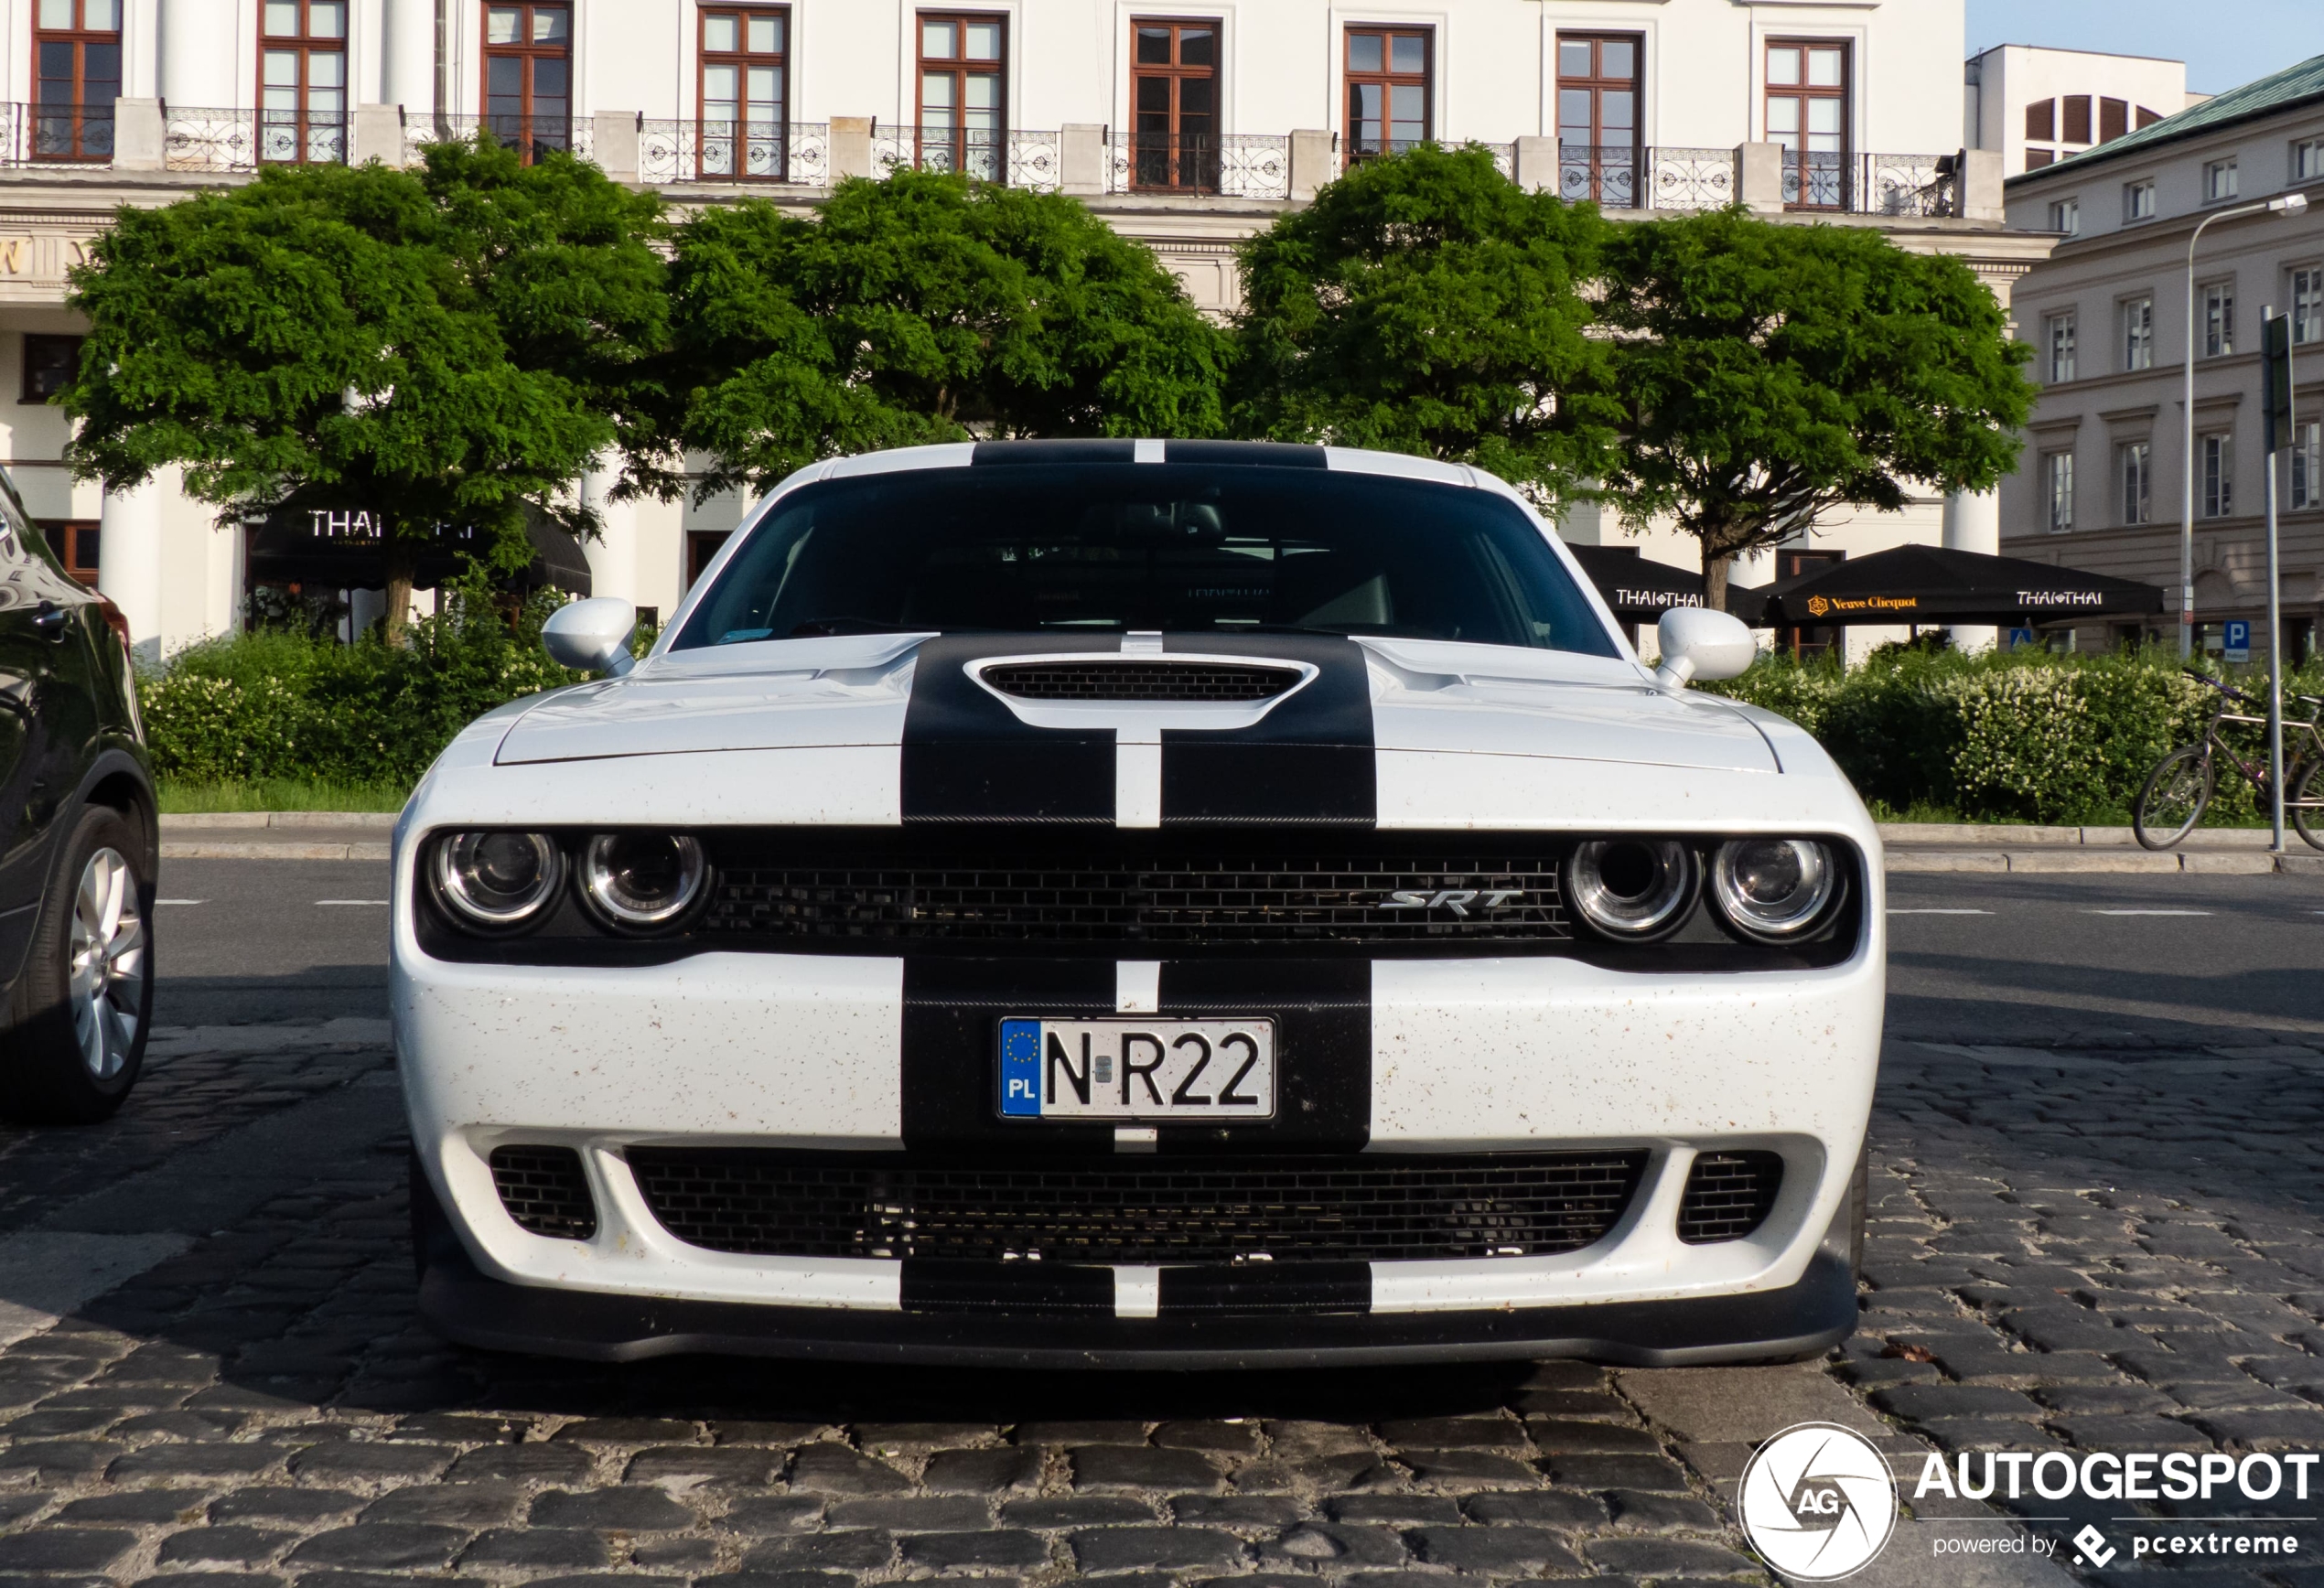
[{"left": 998, "top": 1018, "right": 1277, "bottom": 1121}]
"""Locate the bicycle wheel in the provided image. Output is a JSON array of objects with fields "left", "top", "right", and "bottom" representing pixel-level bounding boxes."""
[
  {"left": 2292, "top": 757, "right": 2324, "bottom": 852},
  {"left": 2135, "top": 746, "right": 2213, "bottom": 850}
]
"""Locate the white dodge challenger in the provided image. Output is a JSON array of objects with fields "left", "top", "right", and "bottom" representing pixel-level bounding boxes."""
[{"left": 393, "top": 439, "right": 1883, "bottom": 1368}]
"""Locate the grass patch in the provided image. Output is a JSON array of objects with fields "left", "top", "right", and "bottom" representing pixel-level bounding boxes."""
[{"left": 157, "top": 778, "right": 411, "bottom": 814}]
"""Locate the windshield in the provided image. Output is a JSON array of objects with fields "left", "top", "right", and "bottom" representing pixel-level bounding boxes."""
[{"left": 673, "top": 464, "right": 1619, "bottom": 657}]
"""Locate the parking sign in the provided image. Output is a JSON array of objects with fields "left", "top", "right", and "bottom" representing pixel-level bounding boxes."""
[{"left": 2224, "top": 620, "right": 2251, "bottom": 662}]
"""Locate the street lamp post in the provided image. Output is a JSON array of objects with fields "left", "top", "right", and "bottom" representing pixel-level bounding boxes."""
[{"left": 2179, "top": 191, "right": 2309, "bottom": 660}]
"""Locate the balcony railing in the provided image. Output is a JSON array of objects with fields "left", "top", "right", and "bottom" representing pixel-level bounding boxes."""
[
  {"left": 869, "top": 125, "right": 1062, "bottom": 193},
  {"left": 1559, "top": 145, "right": 1738, "bottom": 210},
  {"left": 1105, "top": 130, "right": 1289, "bottom": 199},
  {"left": 640, "top": 119, "right": 825, "bottom": 185},
  {"left": 0, "top": 102, "right": 114, "bottom": 165},
  {"left": 160, "top": 107, "right": 349, "bottom": 173},
  {"left": 1785, "top": 150, "right": 1958, "bottom": 217},
  {"left": 405, "top": 111, "right": 588, "bottom": 167}
]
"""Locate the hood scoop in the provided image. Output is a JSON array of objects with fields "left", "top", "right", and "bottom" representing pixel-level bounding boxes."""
[{"left": 981, "top": 660, "right": 1303, "bottom": 702}]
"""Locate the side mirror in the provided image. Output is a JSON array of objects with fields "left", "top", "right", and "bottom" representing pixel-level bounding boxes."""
[
  {"left": 543, "top": 597, "right": 638, "bottom": 678},
  {"left": 1653, "top": 607, "right": 1757, "bottom": 694}
]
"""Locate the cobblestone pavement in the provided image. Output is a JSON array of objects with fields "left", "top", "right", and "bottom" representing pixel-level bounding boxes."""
[{"left": 0, "top": 879, "right": 2319, "bottom": 1588}]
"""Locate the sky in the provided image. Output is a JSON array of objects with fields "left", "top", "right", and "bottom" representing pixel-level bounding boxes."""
[{"left": 1965, "top": 0, "right": 2324, "bottom": 96}]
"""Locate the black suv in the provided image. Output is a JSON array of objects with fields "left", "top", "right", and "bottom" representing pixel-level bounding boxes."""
[{"left": 0, "top": 477, "right": 156, "bottom": 1123}]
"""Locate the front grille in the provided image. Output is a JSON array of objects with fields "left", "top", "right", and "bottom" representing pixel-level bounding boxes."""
[
  {"left": 1676, "top": 1151, "right": 1783, "bottom": 1244},
  {"left": 702, "top": 835, "right": 1569, "bottom": 950},
  {"left": 983, "top": 660, "right": 1299, "bottom": 702},
  {"left": 626, "top": 1149, "right": 1647, "bottom": 1264},
  {"left": 489, "top": 1145, "right": 597, "bottom": 1240}
]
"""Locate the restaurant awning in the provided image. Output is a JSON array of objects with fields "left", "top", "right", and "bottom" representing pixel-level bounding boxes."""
[
  {"left": 244, "top": 504, "right": 592, "bottom": 596},
  {"left": 1564, "top": 543, "right": 1707, "bottom": 622},
  {"left": 1745, "top": 544, "right": 2165, "bottom": 628}
]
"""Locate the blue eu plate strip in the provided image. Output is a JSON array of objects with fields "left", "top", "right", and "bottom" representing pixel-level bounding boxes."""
[{"left": 999, "top": 1019, "right": 1042, "bottom": 1116}]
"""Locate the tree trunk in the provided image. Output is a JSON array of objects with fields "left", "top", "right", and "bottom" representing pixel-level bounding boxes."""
[
  {"left": 382, "top": 538, "right": 417, "bottom": 648},
  {"left": 1702, "top": 549, "right": 1733, "bottom": 619}
]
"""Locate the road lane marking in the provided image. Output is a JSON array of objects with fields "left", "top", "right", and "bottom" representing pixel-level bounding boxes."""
[
  {"left": 1888, "top": 908, "right": 1994, "bottom": 915},
  {"left": 156, "top": 899, "right": 205, "bottom": 906},
  {"left": 2085, "top": 908, "right": 2211, "bottom": 916},
  {"left": 315, "top": 899, "right": 389, "bottom": 907}
]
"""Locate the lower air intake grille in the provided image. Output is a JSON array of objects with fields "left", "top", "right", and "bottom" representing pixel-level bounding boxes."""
[
  {"left": 489, "top": 1145, "right": 597, "bottom": 1240},
  {"left": 1676, "top": 1151, "right": 1783, "bottom": 1244},
  {"left": 626, "top": 1149, "right": 1647, "bottom": 1265},
  {"left": 983, "top": 660, "right": 1299, "bottom": 701}
]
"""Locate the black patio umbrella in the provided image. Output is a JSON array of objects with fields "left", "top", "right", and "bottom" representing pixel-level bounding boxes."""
[
  {"left": 1565, "top": 543, "right": 1707, "bottom": 621},
  {"left": 1748, "top": 544, "right": 2164, "bottom": 628},
  {"left": 245, "top": 503, "right": 592, "bottom": 596}
]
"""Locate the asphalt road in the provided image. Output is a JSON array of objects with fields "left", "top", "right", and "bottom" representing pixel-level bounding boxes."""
[{"left": 155, "top": 857, "right": 2324, "bottom": 1042}]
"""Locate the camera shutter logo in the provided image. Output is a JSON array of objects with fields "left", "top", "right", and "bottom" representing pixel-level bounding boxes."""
[{"left": 1737, "top": 1422, "right": 1898, "bottom": 1580}]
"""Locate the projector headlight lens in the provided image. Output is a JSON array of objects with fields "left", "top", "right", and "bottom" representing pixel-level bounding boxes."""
[
  {"left": 1568, "top": 839, "right": 1699, "bottom": 940},
  {"left": 435, "top": 832, "right": 561, "bottom": 928},
  {"left": 1711, "top": 838, "right": 1838, "bottom": 940},
  {"left": 581, "top": 832, "right": 707, "bottom": 930}
]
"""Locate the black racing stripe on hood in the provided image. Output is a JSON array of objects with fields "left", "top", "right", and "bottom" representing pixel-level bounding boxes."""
[
  {"left": 971, "top": 439, "right": 1137, "bottom": 466},
  {"left": 900, "top": 634, "right": 1118, "bottom": 823},
  {"left": 1156, "top": 958, "right": 1370, "bottom": 1153},
  {"left": 902, "top": 957, "right": 1115, "bottom": 1153},
  {"left": 1160, "top": 632, "right": 1377, "bottom": 827},
  {"left": 1163, "top": 441, "right": 1327, "bottom": 469}
]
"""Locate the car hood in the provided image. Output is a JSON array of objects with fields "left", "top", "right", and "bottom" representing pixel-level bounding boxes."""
[{"left": 492, "top": 631, "right": 1779, "bottom": 776}]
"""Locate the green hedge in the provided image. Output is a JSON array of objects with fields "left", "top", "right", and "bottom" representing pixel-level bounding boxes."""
[
  {"left": 141, "top": 577, "right": 584, "bottom": 788},
  {"left": 1702, "top": 644, "right": 2321, "bottom": 825}
]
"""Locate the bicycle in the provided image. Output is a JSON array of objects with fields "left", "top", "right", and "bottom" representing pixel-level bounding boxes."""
[{"left": 2133, "top": 671, "right": 2324, "bottom": 851}]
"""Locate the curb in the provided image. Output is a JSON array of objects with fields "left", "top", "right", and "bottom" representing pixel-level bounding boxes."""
[
  {"left": 1888, "top": 848, "right": 2324, "bottom": 875},
  {"left": 160, "top": 812, "right": 399, "bottom": 831},
  {"left": 1877, "top": 821, "right": 2285, "bottom": 849},
  {"left": 160, "top": 841, "right": 394, "bottom": 861}
]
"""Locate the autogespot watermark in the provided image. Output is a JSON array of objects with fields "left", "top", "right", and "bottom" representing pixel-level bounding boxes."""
[{"left": 1736, "top": 1426, "right": 2316, "bottom": 1581}]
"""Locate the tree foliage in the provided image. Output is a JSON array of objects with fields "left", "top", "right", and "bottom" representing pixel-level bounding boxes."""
[
  {"left": 644, "top": 166, "right": 1227, "bottom": 500},
  {"left": 1594, "top": 208, "right": 2036, "bottom": 607},
  {"left": 1228, "top": 144, "right": 1619, "bottom": 499},
  {"left": 63, "top": 136, "right": 667, "bottom": 637}
]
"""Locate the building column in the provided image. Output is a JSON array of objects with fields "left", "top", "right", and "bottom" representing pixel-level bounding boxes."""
[
  {"left": 157, "top": 0, "right": 239, "bottom": 106},
  {"left": 382, "top": 0, "right": 436, "bottom": 118},
  {"left": 581, "top": 462, "right": 638, "bottom": 610},
  {"left": 97, "top": 478, "right": 165, "bottom": 670},
  {"left": 1944, "top": 487, "right": 2001, "bottom": 652}
]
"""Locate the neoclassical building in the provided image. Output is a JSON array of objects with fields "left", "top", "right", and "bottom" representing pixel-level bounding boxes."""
[{"left": 0, "top": 0, "right": 2046, "bottom": 660}]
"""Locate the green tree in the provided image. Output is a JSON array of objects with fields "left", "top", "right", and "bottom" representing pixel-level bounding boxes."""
[
  {"left": 643, "top": 166, "right": 1226, "bottom": 500},
  {"left": 1228, "top": 143, "right": 1619, "bottom": 499},
  {"left": 63, "top": 136, "right": 667, "bottom": 641},
  {"left": 1596, "top": 207, "right": 2036, "bottom": 612}
]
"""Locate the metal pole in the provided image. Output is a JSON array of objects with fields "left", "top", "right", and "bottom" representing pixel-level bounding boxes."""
[{"left": 2265, "top": 308, "right": 2291, "bottom": 853}]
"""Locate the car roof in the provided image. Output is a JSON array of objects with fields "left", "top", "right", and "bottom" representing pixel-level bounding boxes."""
[{"left": 817, "top": 437, "right": 1483, "bottom": 490}]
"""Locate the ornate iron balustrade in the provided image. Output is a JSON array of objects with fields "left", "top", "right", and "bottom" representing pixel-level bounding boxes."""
[
  {"left": 1558, "top": 145, "right": 1736, "bottom": 210},
  {"left": 1105, "top": 130, "right": 1288, "bottom": 198},
  {"left": 0, "top": 102, "right": 115, "bottom": 165},
  {"left": 162, "top": 107, "right": 347, "bottom": 172},
  {"left": 1784, "top": 150, "right": 1958, "bottom": 217},
  {"left": 405, "top": 111, "right": 588, "bottom": 167},
  {"left": 864, "top": 126, "right": 1064, "bottom": 192},
  {"left": 640, "top": 119, "right": 823, "bottom": 185}
]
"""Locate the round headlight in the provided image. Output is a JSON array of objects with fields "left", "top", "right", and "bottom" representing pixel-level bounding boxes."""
[
  {"left": 1568, "top": 840, "right": 1699, "bottom": 940},
  {"left": 1711, "top": 839, "right": 1838, "bottom": 940},
  {"left": 581, "top": 833, "right": 707, "bottom": 930},
  {"left": 435, "top": 832, "right": 561, "bottom": 928}
]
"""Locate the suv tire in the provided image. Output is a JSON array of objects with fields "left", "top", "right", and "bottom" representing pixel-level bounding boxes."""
[{"left": 3, "top": 803, "right": 153, "bottom": 1124}]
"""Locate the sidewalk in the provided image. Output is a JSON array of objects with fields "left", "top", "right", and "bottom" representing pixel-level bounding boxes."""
[{"left": 156, "top": 813, "right": 2324, "bottom": 873}]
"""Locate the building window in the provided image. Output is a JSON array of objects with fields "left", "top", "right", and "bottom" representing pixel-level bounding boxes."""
[
  {"left": 1555, "top": 34, "right": 1636, "bottom": 204},
  {"left": 2122, "top": 295, "right": 2153, "bottom": 371},
  {"left": 2297, "top": 138, "right": 2324, "bottom": 182},
  {"left": 2201, "top": 432, "right": 2232, "bottom": 519},
  {"left": 1348, "top": 27, "right": 1430, "bottom": 167},
  {"left": 2048, "top": 197, "right": 2080, "bottom": 234},
  {"left": 2060, "top": 95, "right": 2092, "bottom": 144},
  {"left": 1129, "top": 18, "right": 1218, "bottom": 193},
  {"left": 917, "top": 14, "right": 1003, "bottom": 181},
  {"left": 2046, "top": 451, "right": 2074, "bottom": 532},
  {"left": 2119, "top": 440, "right": 2151, "bottom": 525},
  {"left": 2026, "top": 148, "right": 2054, "bottom": 171},
  {"left": 2202, "top": 282, "right": 2233, "bottom": 358},
  {"left": 2202, "top": 158, "right": 2238, "bottom": 203},
  {"left": 259, "top": 0, "right": 348, "bottom": 165},
  {"left": 33, "top": 0, "right": 121, "bottom": 162},
  {"left": 2291, "top": 265, "right": 2322, "bottom": 346},
  {"left": 20, "top": 333, "right": 81, "bottom": 402},
  {"left": 2099, "top": 97, "right": 2127, "bottom": 143},
  {"left": 483, "top": 3, "right": 571, "bottom": 163},
  {"left": 2044, "top": 312, "right": 2076, "bottom": 383},
  {"left": 1767, "top": 39, "right": 1849, "bottom": 209},
  {"left": 44, "top": 519, "right": 97, "bottom": 585},
  {"left": 2124, "top": 178, "right": 2156, "bottom": 222},
  {"left": 2025, "top": 99, "right": 2054, "bottom": 141},
  {"left": 697, "top": 7, "right": 787, "bottom": 179},
  {"left": 2294, "top": 420, "right": 2322, "bottom": 512}
]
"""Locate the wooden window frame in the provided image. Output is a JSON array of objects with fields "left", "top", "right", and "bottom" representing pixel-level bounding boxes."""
[
  {"left": 1765, "top": 38, "right": 1851, "bottom": 210},
  {"left": 1128, "top": 16, "right": 1221, "bottom": 193},
  {"left": 46, "top": 519, "right": 98, "bottom": 586},
  {"left": 20, "top": 333, "right": 82, "bottom": 403},
  {"left": 1555, "top": 32, "right": 1640, "bottom": 206},
  {"left": 481, "top": 2, "right": 573, "bottom": 164},
  {"left": 258, "top": 0, "right": 350, "bottom": 166},
  {"left": 1345, "top": 26, "right": 1432, "bottom": 168},
  {"left": 32, "top": 0, "right": 121, "bottom": 163},
  {"left": 916, "top": 11, "right": 1007, "bottom": 182},
  {"left": 695, "top": 5, "right": 791, "bottom": 180}
]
